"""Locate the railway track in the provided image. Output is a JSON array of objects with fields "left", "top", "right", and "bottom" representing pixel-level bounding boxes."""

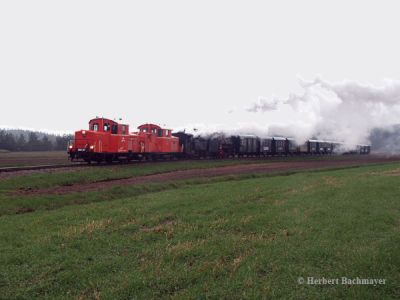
[
  {"left": 0, "top": 159, "right": 175, "bottom": 173},
  {"left": 0, "top": 154, "right": 382, "bottom": 174},
  {"left": 0, "top": 163, "right": 87, "bottom": 173}
]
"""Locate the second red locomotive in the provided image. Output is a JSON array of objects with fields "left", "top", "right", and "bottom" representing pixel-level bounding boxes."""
[{"left": 68, "top": 118, "right": 181, "bottom": 163}]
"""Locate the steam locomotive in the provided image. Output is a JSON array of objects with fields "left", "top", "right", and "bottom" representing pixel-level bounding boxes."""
[{"left": 68, "top": 118, "right": 371, "bottom": 163}]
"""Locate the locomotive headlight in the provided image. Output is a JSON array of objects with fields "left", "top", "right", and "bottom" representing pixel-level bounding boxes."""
[
  {"left": 82, "top": 130, "right": 86, "bottom": 135},
  {"left": 90, "top": 145, "right": 94, "bottom": 150},
  {"left": 69, "top": 145, "right": 73, "bottom": 149}
]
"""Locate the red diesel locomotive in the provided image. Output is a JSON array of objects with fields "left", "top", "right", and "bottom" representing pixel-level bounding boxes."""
[{"left": 68, "top": 118, "right": 181, "bottom": 163}]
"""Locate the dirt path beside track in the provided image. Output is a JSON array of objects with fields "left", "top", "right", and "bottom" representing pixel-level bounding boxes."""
[{"left": 16, "top": 156, "right": 400, "bottom": 195}]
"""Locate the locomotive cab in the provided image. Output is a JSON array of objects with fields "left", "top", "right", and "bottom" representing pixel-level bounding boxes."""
[
  {"left": 68, "top": 118, "right": 130, "bottom": 162},
  {"left": 138, "top": 124, "right": 172, "bottom": 138},
  {"left": 137, "top": 123, "right": 179, "bottom": 154},
  {"left": 89, "top": 118, "right": 129, "bottom": 135}
]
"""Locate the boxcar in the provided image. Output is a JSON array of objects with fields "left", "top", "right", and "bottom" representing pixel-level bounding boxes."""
[
  {"left": 318, "top": 141, "right": 333, "bottom": 154},
  {"left": 273, "top": 137, "right": 286, "bottom": 155},
  {"left": 232, "top": 135, "right": 259, "bottom": 156},
  {"left": 260, "top": 137, "right": 273, "bottom": 156},
  {"left": 308, "top": 139, "right": 319, "bottom": 154}
]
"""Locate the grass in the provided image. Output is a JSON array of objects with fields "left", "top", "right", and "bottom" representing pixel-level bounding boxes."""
[
  {"left": 0, "top": 157, "right": 358, "bottom": 216},
  {"left": 0, "top": 154, "right": 377, "bottom": 191},
  {"left": 0, "top": 159, "right": 272, "bottom": 191},
  {"left": 0, "top": 167, "right": 352, "bottom": 216},
  {"left": 0, "top": 162, "right": 400, "bottom": 299}
]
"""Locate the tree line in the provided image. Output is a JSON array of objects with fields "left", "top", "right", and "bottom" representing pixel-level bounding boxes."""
[{"left": 0, "top": 129, "right": 73, "bottom": 152}]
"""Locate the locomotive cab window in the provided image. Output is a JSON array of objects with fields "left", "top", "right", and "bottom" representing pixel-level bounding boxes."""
[
  {"left": 152, "top": 128, "right": 157, "bottom": 134},
  {"left": 122, "top": 125, "right": 126, "bottom": 135},
  {"left": 92, "top": 123, "right": 99, "bottom": 131},
  {"left": 158, "top": 129, "right": 163, "bottom": 137},
  {"left": 111, "top": 124, "right": 118, "bottom": 134},
  {"left": 104, "top": 123, "right": 110, "bottom": 132}
]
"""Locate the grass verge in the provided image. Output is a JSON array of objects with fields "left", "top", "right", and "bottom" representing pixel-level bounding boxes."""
[{"left": 0, "top": 163, "right": 400, "bottom": 298}]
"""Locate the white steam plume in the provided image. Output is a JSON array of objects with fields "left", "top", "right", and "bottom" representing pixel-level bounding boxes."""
[
  {"left": 246, "top": 96, "right": 279, "bottom": 112},
  {"left": 248, "top": 77, "right": 400, "bottom": 146}
]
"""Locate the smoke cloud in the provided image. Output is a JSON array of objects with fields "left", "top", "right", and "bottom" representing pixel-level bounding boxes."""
[
  {"left": 370, "top": 125, "right": 400, "bottom": 154},
  {"left": 246, "top": 96, "right": 280, "bottom": 112},
  {"left": 248, "top": 77, "right": 400, "bottom": 146}
]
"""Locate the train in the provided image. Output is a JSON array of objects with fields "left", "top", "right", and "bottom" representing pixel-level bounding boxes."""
[{"left": 67, "top": 117, "right": 371, "bottom": 163}]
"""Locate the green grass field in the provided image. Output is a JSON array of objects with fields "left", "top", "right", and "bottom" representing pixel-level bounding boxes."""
[{"left": 1, "top": 162, "right": 399, "bottom": 299}]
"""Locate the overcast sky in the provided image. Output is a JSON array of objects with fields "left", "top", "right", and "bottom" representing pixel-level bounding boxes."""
[{"left": 1, "top": 0, "right": 400, "bottom": 133}]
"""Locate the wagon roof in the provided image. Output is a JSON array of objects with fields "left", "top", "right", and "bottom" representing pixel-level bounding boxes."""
[{"left": 237, "top": 134, "right": 258, "bottom": 138}]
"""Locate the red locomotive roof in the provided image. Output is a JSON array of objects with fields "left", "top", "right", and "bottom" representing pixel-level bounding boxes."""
[
  {"left": 137, "top": 123, "right": 173, "bottom": 137},
  {"left": 138, "top": 123, "right": 162, "bottom": 130},
  {"left": 88, "top": 118, "right": 129, "bottom": 134},
  {"left": 89, "top": 117, "right": 118, "bottom": 125}
]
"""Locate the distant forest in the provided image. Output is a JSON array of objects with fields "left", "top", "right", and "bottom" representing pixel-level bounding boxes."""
[{"left": 0, "top": 129, "right": 73, "bottom": 152}]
